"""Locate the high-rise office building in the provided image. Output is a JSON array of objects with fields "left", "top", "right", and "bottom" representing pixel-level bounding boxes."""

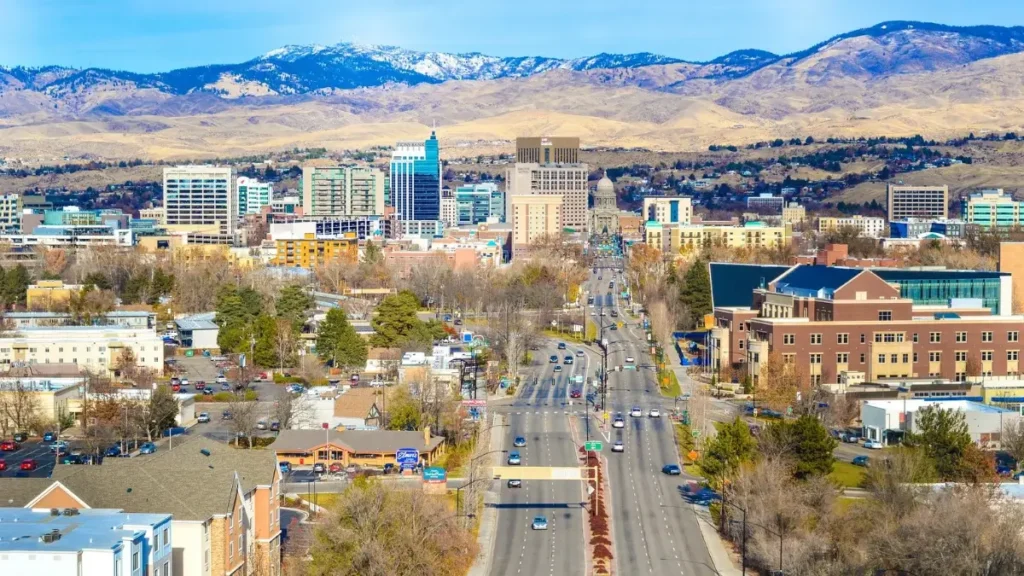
[
  {"left": 887, "top": 184, "right": 948, "bottom": 221},
  {"left": 455, "top": 183, "right": 504, "bottom": 225},
  {"left": 0, "top": 194, "right": 22, "bottom": 233},
  {"left": 162, "top": 166, "right": 235, "bottom": 234},
  {"left": 505, "top": 163, "right": 588, "bottom": 233},
  {"left": 516, "top": 137, "right": 580, "bottom": 164},
  {"left": 440, "top": 188, "right": 458, "bottom": 227},
  {"left": 511, "top": 194, "right": 563, "bottom": 257},
  {"left": 301, "top": 166, "right": 386, "bottom": 217},
  {"left": 237, "top": 177, "right": 272, "bottom": 216},
  {"left": 390, "top": 132, "right": 441, "bottom": 222},
  {"left": 964, "top": 189, "right": 1024, "bottom": 229}
]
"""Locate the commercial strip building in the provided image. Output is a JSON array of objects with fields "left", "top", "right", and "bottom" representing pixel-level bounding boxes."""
[
  {"left": 272, "top": 428, "right": 446, "bottom": 469},
  {"left": 886, "top": 183, "right": 949, "bottom": 221},
  {"left": 642, "top": 196, "right": 693, "bottom": 225},
  {"left": 963, "top": 188, "right": 1023, "bottom": 229},
  {"left": 300, "top": 166, "right": 386, "bottom": 217},
  {"left": 861, "top": 399, "right": 1018, "bottom": 447},
  {"left": 510, "top": 194, "right": 563, "bottom": 257},
  {"left": 505, "top": 162, "right": 588, "bottom": 234},
  {"left": 0, "top": 326, "right": 164, "bottom": 376},
  {"left": 644, "top": 220, "right": 790, "bottom": 254},
  {"left": 163, "top": 166, "right": 236, "bottom": 235},
  {"left": 236, "top": 177, "right": 272, "bottom": 216},
  {"left": 391, "top": 132, "right": 442, "bottom": 222},
  {"left": 0, "top": 508, "right": 173, "bottom": 576},
  {"left": 709, "top": 264, "right": 1023, "bottom": 384},
  {"left": 817, "top": 215, "right": 886, "bottom": 238},
  {"left": 6, "top": 310, "right": 155, "bottom": 329}
]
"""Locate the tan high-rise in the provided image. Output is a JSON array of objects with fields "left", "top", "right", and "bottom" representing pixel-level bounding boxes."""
[
  {"left": 506, "top": 163, "right": 588, "bottom": 233},
  {"left": 515, "top": 137, "right": 580, "bottom": 164},
  {"left": 511, "top": 194, "right": 563, "bottom": 257},
  {"left": 887, "top": 184, "right": 948, "bottom": 221}
]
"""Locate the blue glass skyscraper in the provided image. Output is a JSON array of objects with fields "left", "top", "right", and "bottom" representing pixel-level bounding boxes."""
[{"left": 390, "top": 132, "right": 441, "bottom": 221}]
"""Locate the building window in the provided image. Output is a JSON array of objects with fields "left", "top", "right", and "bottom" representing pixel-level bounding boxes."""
[
  {"left": 837, "top": 333, "right": 849, "bottom": 344},
  {"left": 982, "top": 351, "right": 993, "bottom": 361},
  {"left": 955, "top": 351, "right": 967, "bottom": 362},
  {"left": 930, "top": 332, "right": 941, "bottom": 343},
  {"left": 955, "top": 332, "right": 967, "bottom": 343},
  {"left": 739, "top": 341, "right": 744, "bottom": 349},
  {"left": 913, "top": 333, "right": 919, "bottom": 343},
  {"left": 810, "top": 333, "right": 822, "bottom": 345},
  {"left": 163, "top": 528, "right": 168, "bottom": 547},
  {"left": 783, "top": 334, "right": 794, "bottom": 345},
  {"left": 860, "top": 353, "right": 866, "bottom": 363},
  {"left": 890, "top": 354, "right": 898, "bottom": 363},
  {"left": 929, "top": 351, "right": 941, "bottom": 362},
  {"left": 1010, "top": 331, "right": 1020, "bottom": 343},
  {"left": 983, "top": 331, "right": 993, "bottom": 343},
  {"left": 810, "top": 353, "right": 822, "bottom": 364},
  {"left": 860, "top": 333, "right": 866, "bottom": 344},
  {"left": 902, "top": 354, "right": 909, "bottom": 363},
  {"left": 914, "top": 352, "right": 919, "bottom": 363},
  {"left": 782, "top": 353, "right": 795, "bottom": 364},
  {"left": 837, "top": 353, "right": 849, "bottom": 364},
  {"left": 878, "top": 310, "right": 892, "bottom": 321},
  {"left": 229, "top": 542, "right": 233, "bottom": 561},
  {"left": 133, "top": 552, "right": 139, "bottom": 570},
  {"left": 1009, "top": 350, "right": 1019, "bottom": 361},
  {"left": 878, "top": 354, "right": 886, "bottom": 364}
]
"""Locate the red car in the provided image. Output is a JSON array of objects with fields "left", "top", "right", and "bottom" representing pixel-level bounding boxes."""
[
  {"left": 329, "top": 463, "right": 342, "bottom": 474},
  {"left": 20, "top": 458, "right": 37, "bottom": 471},
  {"left": 0, "top": 440, "right": 18, "bottom": 452},
  {"left": 570, "top": 390, "right": 582, "bottom": 399},
  {"left": 0, "top": 459, "right": 7, "bottom": 471},
  {"left": 171, "top": 383, "right": 181, "bottom": 392}
]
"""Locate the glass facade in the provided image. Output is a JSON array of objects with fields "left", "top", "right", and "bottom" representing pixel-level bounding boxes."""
[
  {"left": 877, "top": 272, "right": 1004, "bottom": 315},
  {"left": 390, "top": 132, "right": 441, "bottom": 221},
  {"left": 455, "top": 183, "right": 503, "bottom": 225}
]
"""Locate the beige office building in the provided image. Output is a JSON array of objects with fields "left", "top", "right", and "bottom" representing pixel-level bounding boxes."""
[
  {"left": 642, "top": 196, "right": 693, "bottom": 225},
  {"left": 163, "top": 165, "right": 236, "bottom": 234},
  {"left": 301, "top": 166, "right": 386, "bottom": 217},
  {"left": 515, "top": 137, "right": 580, "bottom": 164},
  {"left": 782, "top": 202, "right": 806, "bottom": 224},
  {"left": 511, "top": 195, "right": 563, "bottom": 257},
  {"left": 887, "top": 184, "right": 948, "bottom": 221},
  {"left": 506, "top": 163, "right": 588, "bottom": 233}
]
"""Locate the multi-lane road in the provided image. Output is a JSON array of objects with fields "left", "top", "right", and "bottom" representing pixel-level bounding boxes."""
[{"left": 488, "top": 255, "right": 717, "bottom": 576}]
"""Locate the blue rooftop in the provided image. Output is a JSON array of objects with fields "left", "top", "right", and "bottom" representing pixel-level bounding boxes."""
[
  {"left": 709, "top": 262, "right": 790, "bottom": 308},
  {"left": 0, "top": 508, "right": 169, "bottom": 553},
  {"left": 773, "top": 265, "right": 862, "bottom": 299}
]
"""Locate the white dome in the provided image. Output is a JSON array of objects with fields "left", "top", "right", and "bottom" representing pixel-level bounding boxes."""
[{"left": 597, "top": 176, "right": 614, "bottom": 194}]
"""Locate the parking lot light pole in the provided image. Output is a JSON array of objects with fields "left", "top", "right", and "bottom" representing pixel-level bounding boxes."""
[{"left": 455, "top": 477, "right": 488, "bottom": 526}]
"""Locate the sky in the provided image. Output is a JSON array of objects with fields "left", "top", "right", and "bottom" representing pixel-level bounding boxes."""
[{"left": 4, "top": 0, "right": 1024, "bottom": 72}]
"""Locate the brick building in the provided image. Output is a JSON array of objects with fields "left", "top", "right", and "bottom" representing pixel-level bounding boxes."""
[{"left": 711, "top": 264, "right": 1023, "bottom": 385}]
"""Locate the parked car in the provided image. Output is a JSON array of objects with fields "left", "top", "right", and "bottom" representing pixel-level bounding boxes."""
[
  {"left": 105, "top": 445, "right": 122, "bottom": 457},
  {"left": 197, "top": 412, "right": 210, "bottom": 423},
  {"left": 216, "top": 374, "right": 227, "bottom": 384},
  {"left": 864, "top": 440, "right": 884, "bottom": 450},
  {"left": 20, "top": 458, "right": 37, "bottom": 471},
  {"left": 181, "top": 378, "right": 189, "bottom": 387},
  {"left": 279, "top": 462, "right": 291, "bottom": 474},
  {"left": 0, "top": 440, "right": 19, "bottom": 452},
  {"left": 164, "top": 427, "right": 186, "bottom": 437},
  {"left": 312, "top": 463, "right": 326, "bottom": 474},
  {"left": 852, "top": 455, "right": 870, "bottom": 467},
  {"left": 220, "top": 383, "right": 231, "bottom": 391},
  {"left": 0, "top": 459, "right": 6, "bottom": 471},
  {"left": 139, "top": 442, "right": 157, "bottom": 455},
  {"left": 61, "top": 454, "right": 83, "bottom": 465},
  {"left": 222, "top": 411, "right": 233, "bottom": 420},
  {"left": 329, "top": 463, "right": 342, "bottom": 474},
  {"left": 270, "top": 421, "right": 280, "bottom": 432},
  {"left": 662, "top": 464, "right": 682, "bottom": 475},
  {"left": 49, "top": 441, "right": 69, "bottom": 454},
  {"left": 171, "top": 383, "right": 182, "bottom": 392},
  {"left": 256, "top": 420, "right": 268, "bottom": 430},
  {"left": 12, "top": 432, "right": 27, "bottom": 442},
  {"left": 202, "top": 387, "right": 214, "bottom": 396}
]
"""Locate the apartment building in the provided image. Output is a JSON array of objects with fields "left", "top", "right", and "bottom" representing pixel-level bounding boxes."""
[
  {"left": 782, "top": 202, "right": 806, "bottom": 224},
  {"left": 0, "top": 194, "right": 22, "bottom": 233},
  {"left": 709, "top": 264, "right": 1024, "bottom": 385},
  {"left": 0, "top": 436, "right": 281, "bottom": 576},
  {"left": 236, "top": 177, "right": 272, "bottom": 216},
  {"left": 0, "top": 326, "right": 164, "bottom": 376},
  {"left": 300, "top": 166, "right": 386, "bottom": 217},
  {"left": 515, "top": 136, "right": 579, "bottom": 164},
  {"left": 270, "top": 231, "right": 358, "bottom": 269},
  {"left": 510, "top": 194, "right": 563, "bottom": 257},
  {"left": 817, "top": 215, "right": 886, "bottom": 238},
  {"left": 887, "top": 184, "right": 949, "bottom": 221},
  {"left": 390, "top": 132, "right": 441, "bottom": 222},
  {"left": 963, "top": 188, "right": 1023, "bottom": 229},
  {"left": 642, "top": 196, "right": 693, "bottom": 225},
  {"left": 505, "top": 163, "right": 588, "bottom": 234},
  {"left": 455, "top": 183, "right": 504, "bottom": 225},
  {"left": 0, "top": 509, "right": 172, "bottom": 576},
  {"left": 163, "top": 166, "right": 236, "bottom": 235},
  {"left": 644, "top": 221, "right": 790, "bottom": 254},
  {"left": 440, "top": 188, "right": 458, "bottom": 228}
]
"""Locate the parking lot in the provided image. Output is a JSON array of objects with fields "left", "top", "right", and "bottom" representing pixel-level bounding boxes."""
[
  {"left": 0, "top": 439, "right": 59, "bottom": 478},
  {"left": 171, "top": 355, "right": 288, "bottom": 402}
]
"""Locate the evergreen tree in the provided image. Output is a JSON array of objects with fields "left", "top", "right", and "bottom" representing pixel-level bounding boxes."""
[
  {"left": 680, "top": 259, "right": 712, "bottom": 328},
  {"left": 252, "top": 314, "right": 279, "bottom": 367},
  {"left": 363, "top": 240, "right": 384, "bottom": 265},
  {"left": 370, "top": 290, "right": 426, "bottom": 348},
  {"left": 83, "top": 271, "right": 112, "bottom": 291},
  {"left": 907, "top": 405, "right": 973, "bottom": 481},
  {"left": 150, "top": 268, "right": 174, "bottom": 301},
  {"left": 700, "top": 417, "right": 757, "bottom": 489},
  {"left": 317, "top": 308, "right": 368, "bottom": 369},
  {"left": 276, "top": 284, "right": 314, "bottom": 332},
  {"left": 2, "top": 265, "right": 30, "bottom": 307},
  {"left": 762, "top": 415, "right": 837, "bottom": 479}
]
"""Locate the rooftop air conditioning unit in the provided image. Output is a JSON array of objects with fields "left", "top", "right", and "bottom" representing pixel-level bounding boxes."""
[
  {"left": 62, "top": 508, "right": 79, "bottom": 516},
  {"left": 49, "top": 509, "right": 60, "bottom": 516}
]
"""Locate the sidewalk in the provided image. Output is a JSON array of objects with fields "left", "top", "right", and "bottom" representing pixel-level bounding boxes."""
[
  {"left": 467, "top": 412, "right": 504, "bottom": 576},
  {"left": 691, "top": 503, "right": 743, "bottom": 576}
]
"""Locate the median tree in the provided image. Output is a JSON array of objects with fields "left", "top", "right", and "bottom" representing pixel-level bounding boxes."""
[{"left": 700, "top": 417, "right": 758, "bottom": 489}]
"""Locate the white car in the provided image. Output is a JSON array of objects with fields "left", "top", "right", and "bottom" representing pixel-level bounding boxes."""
[
  {"left": 649, "top": 408, "right": 661, "bottom": 418},
  {"left": 197, "top": 412, "right": 210, "bottom": 423},
  {"left": 531, "top": 516, "right": 548, "bottom": 530},
  {"left": 625, "top": 356, "right": 635, "bottom": 364},
  {"left": 630, "top": 407, "right": 643, "bottom": 418},
  {"left": 613, "top": 416, "right": 625, "bottom": 429},
  {"left": 611, "top": 441, "right": 624, "bottom": 452},
  {"left": 864, "top": 440, "right": 884, "bottom": 450}
]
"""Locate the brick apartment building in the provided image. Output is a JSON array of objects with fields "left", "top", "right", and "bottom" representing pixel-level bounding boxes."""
[{"left": 711, "top": 264, "right": 1023, "bottom": 386}]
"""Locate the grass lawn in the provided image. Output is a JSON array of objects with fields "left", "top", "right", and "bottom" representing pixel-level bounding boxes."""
[
  {"left": 829, "top": 461, "right": 867, "bottom": 489},
  {"left": 295, "top": 493, "right": 339, "bottom": 510},
  {"left": 659, "top": 369, "right": 681, "bottom": 398}
]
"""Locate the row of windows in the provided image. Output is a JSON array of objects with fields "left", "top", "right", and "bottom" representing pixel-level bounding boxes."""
[
  {"left": 799, "top": 350, "right": 1019, "bottom": 364},
  {"left": 780, "top": 330, "right": 1019, "bottom": 345}
]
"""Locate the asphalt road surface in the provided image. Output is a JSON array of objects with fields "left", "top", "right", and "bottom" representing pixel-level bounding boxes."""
[
  {"left": 589, "top": 257, "right": 718, "bottom": 576},
  {"left": 490, "top": 340, "right": 591, "bottom": 576}
]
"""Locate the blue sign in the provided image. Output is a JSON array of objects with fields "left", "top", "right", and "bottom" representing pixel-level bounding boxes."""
[
  {"left": 462, "top": 331, "right": 473, "bottom": 343},
  {"left": 396, "top": 447, "right": 420, "bottom": 466},
  {"left": 423, "top": 467, "right": 447, "bottom": 483}
]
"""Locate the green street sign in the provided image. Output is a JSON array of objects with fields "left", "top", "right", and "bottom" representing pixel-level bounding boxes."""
[
  {"left": 584, "top": 441, "right": 603, "bottom": 451},
  {"left": 691, "top": 430, "right": 701, "bottom": 438}
]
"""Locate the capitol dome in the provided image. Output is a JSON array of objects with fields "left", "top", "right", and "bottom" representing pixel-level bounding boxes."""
[{"left": 597, "top": 175, "right": 614, "bottom": 195}]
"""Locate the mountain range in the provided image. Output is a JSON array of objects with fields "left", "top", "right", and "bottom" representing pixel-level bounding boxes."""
[{"left": 3, "top": 20, "right": 1024, "bottom": 159}]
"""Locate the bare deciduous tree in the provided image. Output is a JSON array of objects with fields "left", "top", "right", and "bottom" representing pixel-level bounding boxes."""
[
  {"left": 0, "top": 382, "right": 40, "bottom": 435},
  {"left": 226, "top": 394, "right": 261, "bottom": 448}
]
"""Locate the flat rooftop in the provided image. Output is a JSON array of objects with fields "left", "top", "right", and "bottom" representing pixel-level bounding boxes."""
[
  {"left": 864, "top": 399, "right": 1014, "bottom": 413},
  {"left": 0, "top": 508, "right": 169, "bottom": 553}
]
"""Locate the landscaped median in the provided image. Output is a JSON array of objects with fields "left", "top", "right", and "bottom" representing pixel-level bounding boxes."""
[
  {"left": 585, "top": 450, "right": 613, "bottom": 575},
  {"left": 658, "top": 367, "right": 681, "bottom": 398},
  {"left": 194, "top": 390, "right": 259, "bottom": 402}
]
